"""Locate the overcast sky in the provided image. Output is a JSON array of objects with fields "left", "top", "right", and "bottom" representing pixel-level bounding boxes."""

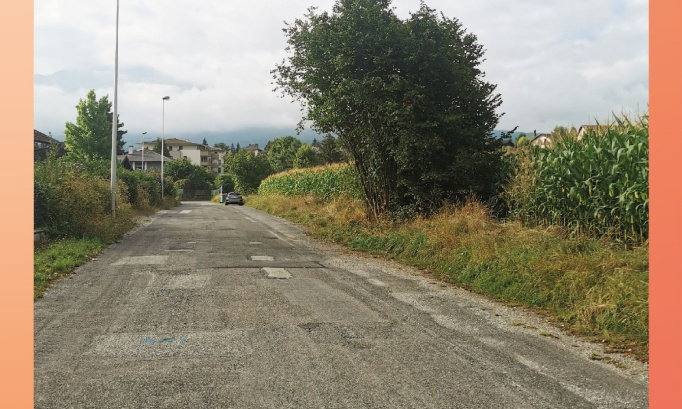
[{"left": 34, "top": 0, "right": 648, "bottom": 143}]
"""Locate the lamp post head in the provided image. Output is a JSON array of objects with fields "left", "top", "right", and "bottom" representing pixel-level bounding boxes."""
[
  {"left": 163, "top": 96, "right": 170, "bottom": 101},
  {"left": 142, "top": 131, "right": 147, "bottom": 135}
]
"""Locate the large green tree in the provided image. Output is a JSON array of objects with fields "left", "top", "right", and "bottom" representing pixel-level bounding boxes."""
[
  {"left": 152, "top": 138, "right": 171, "bottom": 157},
  {"left": 223, "top": 150, "right": 273, "bottom": 193},
  {"left": 163, "top": 157, "right": 196, "bottom": 181},
  {"left": 273, "top": 0, "right": 503, "bottom": 217},
  {"left": 318, "top": 134, "right": 342, "bottom": 164},
  {"left": 293, "top": 144, "right": 319, "bottom": 168},
  {"left": 266, "top": 136, "right": 303, "bottom": 173},
  {"left": 64, "top": 89, "right": 127, "bottom": 162},
  {"left": 164, "top": 157, "right": 213, "bottom": 189}
]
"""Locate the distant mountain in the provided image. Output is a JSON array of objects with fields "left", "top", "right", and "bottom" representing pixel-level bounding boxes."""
[
  {"left": 170, "top": 128, "right": 326, "bottom": 149},
  {"left": 173, "top": 128, "right": 536, "bottom": 148},
  {"left": 47, "top": 126, "right": 536, "bottom": 147}
]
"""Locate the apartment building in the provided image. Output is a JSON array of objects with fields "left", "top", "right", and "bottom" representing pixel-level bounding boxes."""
[{"left": 140, "top": 138, "right": 226, "bottom": 175}]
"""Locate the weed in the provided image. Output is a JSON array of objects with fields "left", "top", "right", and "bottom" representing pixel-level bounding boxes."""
[
  {"left": 247, "top": 194, "right": 649, "bottom": 361},
  {"left": 34, "top": 238, "right": 105, "bottom": 299}
]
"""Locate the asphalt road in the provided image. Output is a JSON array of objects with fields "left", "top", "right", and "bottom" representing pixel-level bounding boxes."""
[{"left": 34, "top": 201, "right": 648, "bottom": 408}]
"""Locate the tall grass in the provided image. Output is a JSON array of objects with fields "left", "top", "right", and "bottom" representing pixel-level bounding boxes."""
[
  {"left": 34, "top": 155, "right": 135, "bottom": 241},
  {"left": 504, "top": 113, "right": 648, "bottom": 245},
  {"left": 248, "top": 195, "right": 649, "bottom": 360},
  {"left": 258, "top": 163, "right": 362, "bottom": 200},
  {"left": 34, "top": 238, "right": 105, "bottom": 299},
  {"left": 249, "top": 114, "right": 650, "bottom": 359},
  {"left": 34, "top": 152, "right": 173, "bottom": 299}
]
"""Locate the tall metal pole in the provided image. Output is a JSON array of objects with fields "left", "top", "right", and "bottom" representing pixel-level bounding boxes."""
[
  {"left": 161, "top": 96, "right": 170, "bottom": 199},
  {"left": 110, "top": 0, "right": 120, "bottom": 216},
  {"left": 141, "top": 131, "right": 147, "bottom": 170}
]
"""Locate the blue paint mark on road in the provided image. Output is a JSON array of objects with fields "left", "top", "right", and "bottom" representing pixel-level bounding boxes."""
[
  {"left": 161, "top": 338, "right": 174, "bottom": 343},
  {"left": 141, "top": 338, "right": 155, "bottom": 344}
]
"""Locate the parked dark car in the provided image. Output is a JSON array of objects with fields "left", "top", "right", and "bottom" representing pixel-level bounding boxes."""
[{"left": 224, "top": 192, "right": 244, "bottom": 205}]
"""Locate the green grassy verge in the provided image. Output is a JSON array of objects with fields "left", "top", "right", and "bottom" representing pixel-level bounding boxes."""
[
  {"left": 247, "top": 194, "right": 649, "bottom": 362},
  {"left": 33, "top": 205, "right": 174, "bottom": 300},
  {"left": 34, "top": 238, "right": 106, "bottom": 299}
]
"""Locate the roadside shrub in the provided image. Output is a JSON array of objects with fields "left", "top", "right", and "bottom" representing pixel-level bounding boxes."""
[
  {"left": 45, "top": 172, "right": 131, "bottom": 240},
  {"left": 35, "top": 152, "right": 138, "bottom": 241},
  {"left": 185, "top": 167, "right": 214, "bottom": 190},
  {"left": 34, "top": 182, "right": 53, "bottom": 229},
  {"left": 215, "top": 174, "right": 235, "bottom": 191},
  {"left": 174, "top": 179, "right": 188, "bottom": 190},
  {"left": 117, "top": 169, "right": 160, "bottom": 208}
]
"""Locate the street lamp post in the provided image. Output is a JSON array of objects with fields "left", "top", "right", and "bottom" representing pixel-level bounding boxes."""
[
  {"left": 161, "top": 96, "right": 170, "bottom": 199},
  {"left": 110, "top": 0, "right": 120, "bottom": 216},
  {"left": 141, "top": 131, "right": 147, "bottom": 170}
]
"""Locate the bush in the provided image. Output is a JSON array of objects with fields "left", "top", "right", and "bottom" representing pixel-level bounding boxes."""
[
  {"left": 45, "top": 172, "right": 132, "bottom": 241},
  {"left": 224, "top": 150, "right": 273, "bottom": 194},
  {"left": 35, "top": 152, "right": 138, "bottom": 241},
  {"left": 34, "top": 182, "right": 52, "bottom": 229},
  {"left": 214, "top": 174, "right": 235, "bottom": 191},
  {"left": 117, "top": 169, "right": 162, "bottom": 208},
  {"left": 293, "top": 144, "right": 319, "bottom": 169}
]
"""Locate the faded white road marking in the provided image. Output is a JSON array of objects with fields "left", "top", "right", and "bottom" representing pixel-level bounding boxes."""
[
  {"left": 112, "top": 255, "right": 169, "bottom": 265},
  {"left": 263, "top": 267, "right": 292, "bottom": 279},
  {"left": 250, "top": 256, "right": 274, "bottom": 261}
]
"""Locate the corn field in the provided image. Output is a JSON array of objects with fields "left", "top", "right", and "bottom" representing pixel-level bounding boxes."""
[
  {"left": 504, "top": 114, "right": 649, "bottom": 244},
  {"left": 258, "top": 163, "right": 363, "bottom": 200}
]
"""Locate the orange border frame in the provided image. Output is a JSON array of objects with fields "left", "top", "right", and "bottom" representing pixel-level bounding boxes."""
[
  {"left": 2, "top": 1, "right": 680, "bottom": 407},
  {"left": 650, "top": 0, "right": 682, "bottom": 407},
  {"left": 0, "top": 0, "right": 33, "bottom": 407},
  {"left": 0, "top": 1, "right": 33, "bottom": 407}
]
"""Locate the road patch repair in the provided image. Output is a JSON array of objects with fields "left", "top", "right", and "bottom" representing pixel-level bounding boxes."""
[
  {"left": 112, "top": 255, "right": 168, "bottom": 265},
  {"left": 263, "top": 267, "right": 292, "bottom": 279},
  {"left": 161, "top": 274, "right": 211, "bottom": 289},
  {"left": 34, "top": 202, "right": 648, "bottom": 408},
  {"left": 249, "top": 255, "right": 274, "bottom": 261}
]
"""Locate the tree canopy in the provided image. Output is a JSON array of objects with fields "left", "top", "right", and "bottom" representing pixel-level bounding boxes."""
[
  {"left": 273, "top": 0, "right": 503, "bottom": 217},
  {"left": 318, "top": 134, "right": 342, "bottom": 164},
  {"left": 64, "top": 89, "right": 127, "bottom": 162},
  {"left": 152, "top": 138, "right": 171, "bottom": 157},
  {"left": 223, "top": 150, "right": 273, "bottom": 193},
  {"left": 293, "top": 144, "right": 319, "bottom": 169},
  {"left": 164, "top": 157, "right": 213, "bottom": 189},
  {"left": 266, "top": 136, "right": 303, "bottom": 173}
]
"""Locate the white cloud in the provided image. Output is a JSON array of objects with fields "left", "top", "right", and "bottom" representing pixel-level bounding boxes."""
[{"left": 34, "top": 0, "right": 648, "bottom": 139}]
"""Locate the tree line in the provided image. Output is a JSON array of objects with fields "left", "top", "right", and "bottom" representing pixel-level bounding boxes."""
[{"left": 54, "top": 0, "right": 506, "bottom": 220}]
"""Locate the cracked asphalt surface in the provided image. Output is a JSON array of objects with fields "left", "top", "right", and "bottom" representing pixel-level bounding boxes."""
[{"left": 34, "top": 201, "right": 648, "bottom": 408}]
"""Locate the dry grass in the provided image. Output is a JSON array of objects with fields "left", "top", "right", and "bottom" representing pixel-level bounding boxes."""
[{"left": 248, "top": 194, "right": 649, "bottom": 361}]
